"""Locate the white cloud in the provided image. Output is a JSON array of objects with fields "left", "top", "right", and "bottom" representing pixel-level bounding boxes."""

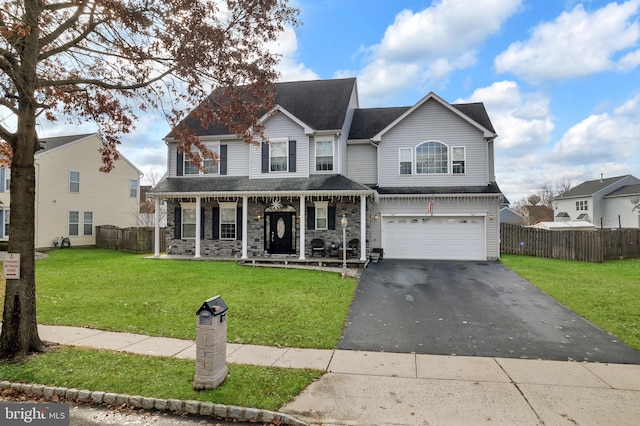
[
  {"left": 457, "top": 81, "right": 555, "bottom": 150},
  {"left": 356, "top": 0, "right": 523, "bottom": 105},
  {"left": 268, "top": 26, "right": 319, "bottom": 82},
  {"left": 551, "top": 94, "right": 640, "bottom": 165},
  {"left": 495, "top": 1, "right": 640, "bottom": 81}
]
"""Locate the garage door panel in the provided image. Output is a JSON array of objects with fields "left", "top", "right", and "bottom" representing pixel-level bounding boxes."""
[{"left": 382, "top": 216, "right": 485, "bottom": 260}]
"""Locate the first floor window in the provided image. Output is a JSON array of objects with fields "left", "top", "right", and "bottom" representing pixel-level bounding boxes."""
[
  {"left": 182, "top": 206, "right": 196, "bottom": 238},
  {"left": 220, "top": 203, "right": 237, "bottom": 239},
  {"left": 69, "top": 211, "right": 79, "bottom": 236},
  {"left": 399, "top": 148, "right": 412, "bottom": 175},
  {"left": 452, "top": 147, "right": 465, "bottom": 174},
  {"left": 315, "top": 202, "right": 328, "bottom": 230},
  {"left": 84, "top": 212, "right": 93, "bottom": 236},
  {"left": 315, "top": 140, "right": 334, "bottom": 171},
  {"left": 3, "top": 209, "right": 8, "bottom": 237}
]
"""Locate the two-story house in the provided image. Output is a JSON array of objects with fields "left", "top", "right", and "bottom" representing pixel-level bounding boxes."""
[
  {"left": 0, "top": 133, "right": 143, "bottom": 248},
  {"left": 554, "top": 174, "right": 640, "bottom": 228},
  {"left": 149, "top": 78, "right": 502, "bottom": 261}
]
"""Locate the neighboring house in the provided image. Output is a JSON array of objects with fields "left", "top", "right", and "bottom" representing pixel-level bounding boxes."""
[
  {"left": 149, "top": 78, "right": 502, "bottom": 261},
  {"left": 500, "top": 207, "right": 525, "bottom": 225},
  {"left": 524, "top": 205, "right": 554, "bottom": 225},
  {"left": 139, "top": 185, "right": 167, "bottom": 227},
  {"left": 0, "top": 133, "right": 142, "bottom": 248},
  {"left": 554, "top": 174, "right": 640, "bottom": 228}
]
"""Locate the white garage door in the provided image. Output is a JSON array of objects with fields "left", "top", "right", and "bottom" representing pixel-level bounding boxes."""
[{"left": 382, "top": 216, "right": 485, "bottom": 260}]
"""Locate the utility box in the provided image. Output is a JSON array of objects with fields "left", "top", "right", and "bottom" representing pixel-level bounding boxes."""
[{"left": 193, "top": 295, "right": 228, "bottom": 390}]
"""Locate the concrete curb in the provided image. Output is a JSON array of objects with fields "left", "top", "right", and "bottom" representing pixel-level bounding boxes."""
[{"left": 0, "top": 380, "right": 307, "bottom": 426}]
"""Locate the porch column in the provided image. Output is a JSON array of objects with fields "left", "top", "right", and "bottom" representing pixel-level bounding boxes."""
[
  {"left": 360, "top": 195, "right": 366, "bottom": 261},
  {"left": 299, "top": 196, "right": 306, "bottom": 260},
  {"left": 194, "top": 196, "right": 201, "bottom": 258},
  {"left": 241, "top": 196, "right": 248, "bottom": 259},
  {"left": 153, "top": 197, "right": 160, "bottom": 257}
]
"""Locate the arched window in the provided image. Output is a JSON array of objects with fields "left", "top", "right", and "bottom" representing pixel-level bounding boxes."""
[{"left": 416, "top": 141, "right": 448, "bottom": 174}]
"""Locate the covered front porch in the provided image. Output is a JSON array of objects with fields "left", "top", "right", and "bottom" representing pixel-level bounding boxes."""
[{"left": 148, "top": 175, "right": 373, "bottom": 263}]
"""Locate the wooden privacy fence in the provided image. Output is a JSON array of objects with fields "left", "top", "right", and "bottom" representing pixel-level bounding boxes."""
[
  {"left": 96, "top": 225, "right": 166, "bottom": 253},
  {"left": 500, "top": 223, "right": 640, "bottom": 263}
]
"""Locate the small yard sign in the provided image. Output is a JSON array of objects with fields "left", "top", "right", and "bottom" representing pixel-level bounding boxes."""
[{"left": 3, "top": 253, "right": 20, "bottom": 279}]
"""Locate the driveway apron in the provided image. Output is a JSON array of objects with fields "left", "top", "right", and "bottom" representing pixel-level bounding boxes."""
[{"left": 338, "top": 259, "right": 640, "bottom": 364}]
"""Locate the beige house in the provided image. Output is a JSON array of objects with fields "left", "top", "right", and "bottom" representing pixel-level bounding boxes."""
[{"left": 0, "top": 133, "right": 142, "bottom": 249}]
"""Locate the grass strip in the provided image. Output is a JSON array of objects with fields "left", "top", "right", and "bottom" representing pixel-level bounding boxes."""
[
  {"left": 0, "top": 347, "right": 322, "bottom": 411},
  {"left": 501, "top": 254, "right": 640, "bottom": 350}
]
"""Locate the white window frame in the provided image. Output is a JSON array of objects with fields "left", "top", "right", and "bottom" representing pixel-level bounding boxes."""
[
  {"left": 219, "top": 202, "right": 237, "bottom": 240},
  {"left": 269, "top": 138, "right": 288, "bottom": 172},
  {"left": 415, "top": 141, "right": 448, "bottom": 174},
  {"left": 184, "top": 143, "right": 220, "bottom": 175},
  {"left": 181, "top": 203, "right": 196, "bottom": 239},
  {"left": 69, "top": 211, "right": 79, "bottom": 236},
  {"left": 129, "top": 179, "right": 138, "bottom": 198},
  {"left": 69, "top": 171, "right": 80, "bottom": 193},
  {"left": 399, "top": 148, "right": 412, "bottom": 175},
  {"left": 315, "top": 201, "right": 328, "bottom": 230},
  {"left": 3, "top": 208, "right": 9, "bottom": 237},
  {"left": 452, "top": 146, "right": 466, "bottom": 174},
  {"left": 315, "top": 140, "right": 334, "bottom": 171},
  {"left": 83, "top": 211, "right": 93, "bottom": 236}
]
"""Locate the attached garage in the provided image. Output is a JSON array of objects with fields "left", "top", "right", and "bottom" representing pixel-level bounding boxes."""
[{"left": 381, "top": 215, "right": 486, "bottom": 260}]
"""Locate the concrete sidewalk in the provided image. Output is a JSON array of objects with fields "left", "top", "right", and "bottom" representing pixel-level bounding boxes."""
[{"left": 38, "top": 325, "right": 640, "bottom": 425}]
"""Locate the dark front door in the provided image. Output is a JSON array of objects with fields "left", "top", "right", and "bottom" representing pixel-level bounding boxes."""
[{"left": 268, "top": 212, "right": 295, "bottom": 254}]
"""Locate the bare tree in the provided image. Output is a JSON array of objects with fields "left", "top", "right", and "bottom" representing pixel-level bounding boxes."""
[{"left": 0, "top": 0, "right": 298, "bottom": 359}]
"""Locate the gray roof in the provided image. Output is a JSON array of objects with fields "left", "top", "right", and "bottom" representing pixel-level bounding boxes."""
[
  {"left": 149, "top": 174, "right": 372, "bottom": 197},
  {"left": 177, "top": 78, "right": 357, "bottom": 137},
  {"left": 603, "top": 183, "right": 640, "bottom": 198},
  {"left": 347, "top": 102, "right": 495, "bottom": 140},
  {"left": 38, "top": 133, "right": 94, "bottom": 152},
  {"left": 372, "top": 183, "right": 502, "bottom": 196},
  {"left": 555, "top": 175, "right": 633, "bottom": 199}
]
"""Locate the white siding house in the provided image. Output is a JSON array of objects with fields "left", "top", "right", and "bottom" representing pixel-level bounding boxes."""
[{"left": 0, "top": 133, "right": 142, "bottom": 248}]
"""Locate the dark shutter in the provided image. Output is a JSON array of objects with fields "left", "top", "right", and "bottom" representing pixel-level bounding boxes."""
[
  {"left": 174, "top": 207, "right": 182, "bottom": 239},
  {"left": 289, "top": 140, "right": 296, "bottom": 172},
  {"left": 328, "top": 206, "right": 336, "bottom": 230},
  {"left": 176, "top": 152, "right": 183, "bottom": 176},
  {"left": 261, "top": 142, "right": 269, "bottom": 173},
  {"left": 236, "top": 207, "right": 242, "bottom": 240},
  {"left": 212, "top": 207, "right": 220, "bottom": 240},
  {"left": 220, "top": 144, "right": 227, "bottom": 175},
  {"left": 200, "top": 207, "right": 205, "bottom": 240},
  {"left": 307, "top": 206, "right": 315, "bottom": 230}
]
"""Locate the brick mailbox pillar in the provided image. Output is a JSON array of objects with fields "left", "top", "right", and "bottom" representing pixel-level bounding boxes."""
[{"left": 193, "top": 295, "right": 228, "bottom": 390}]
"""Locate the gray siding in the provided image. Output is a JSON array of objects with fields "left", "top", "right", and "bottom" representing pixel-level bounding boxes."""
[
  {"left": 249, "top": 111, "right": 309, "bottom": 178},
  {"left": 369, "top": 197, "right": 500, "bottom": 259},
  {"left": 347, "top": 143, "right": 377, "bottom": 185},
  {"left": 378, "top": 100, "right": 489, "bottom": 187}
]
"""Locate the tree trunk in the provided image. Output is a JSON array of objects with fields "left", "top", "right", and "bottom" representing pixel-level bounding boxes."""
[{"left": 0, "top": 142, "right": 43, "bottom": 359}]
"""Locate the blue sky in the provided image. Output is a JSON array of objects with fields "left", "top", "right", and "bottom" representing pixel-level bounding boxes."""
[{"left": 41, "top": 0, "right": 640, "bottom": 204}]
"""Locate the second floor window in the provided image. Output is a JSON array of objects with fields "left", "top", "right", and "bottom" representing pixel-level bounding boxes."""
[
  {"left": 416, "top": 141, "right": 448, "bottom": 174},
  {"left": 270, "top": 140, "right": 288, "bottom": 172},
  {"left": 399, "top": 148, "right": 412, "bottom": 175},
  {"left": 69, "top": 171, "right": 80, "bottom": 193},
  {"left": 315, "top": 140, "right": 333, "bottom": 171},
  {"left": 184, "top": 144, "right": 219, "bottom": 175},
  {"left": 452, "top": 147, "right": 466, "bottom": 174},
  {"left": 130, "top": 179, "right": 138, "bottom": 198},
  {"left": 576, "top": 200, "right": 588, "bottom": 211},
  {"left": 0, "top": 167, "right": 10, "bottom": 192}
]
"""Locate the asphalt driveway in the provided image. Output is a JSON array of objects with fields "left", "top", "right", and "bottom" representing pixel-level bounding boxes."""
[{"left": 338, "top": 259, "right": 640, "bottom": 364}]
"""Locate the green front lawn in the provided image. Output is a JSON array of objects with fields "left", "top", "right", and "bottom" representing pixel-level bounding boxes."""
[
  {"left": 501, "top": 254, "right": 640, "bottom": 351},
  {"left": 13, "top": 248, "right": 358, "bottom": 349}
]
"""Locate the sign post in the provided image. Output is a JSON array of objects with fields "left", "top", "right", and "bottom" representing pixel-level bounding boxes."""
[{"left": 3, "top": 253, "right": 20, "bottom": 280}]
